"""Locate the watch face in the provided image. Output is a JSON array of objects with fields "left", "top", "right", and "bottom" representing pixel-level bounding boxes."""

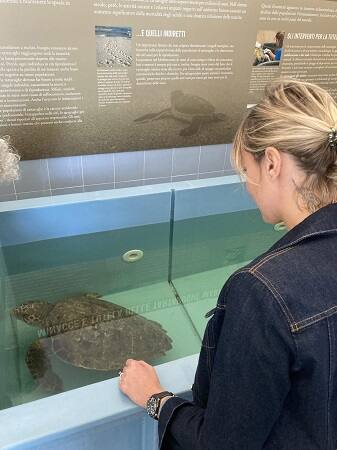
[{"left": 147, "top": 397, "right": 159, "bottom": 417}]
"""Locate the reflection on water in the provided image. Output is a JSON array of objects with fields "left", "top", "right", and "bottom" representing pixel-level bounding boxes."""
[{"left": 0, "top": 209, "right": 285, "bottom": 410}]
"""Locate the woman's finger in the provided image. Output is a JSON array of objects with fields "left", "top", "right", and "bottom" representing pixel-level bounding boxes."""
[
  {"left": 125, "top": 358, "right": 135, "bottom": 366},
  {"left": 138, "top": 360, "right": 149, "bottom": 367}
]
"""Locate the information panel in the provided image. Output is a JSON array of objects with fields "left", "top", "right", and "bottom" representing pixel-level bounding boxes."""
[{"left": 0, "top": 0, "right": 336, "bottom": 159}]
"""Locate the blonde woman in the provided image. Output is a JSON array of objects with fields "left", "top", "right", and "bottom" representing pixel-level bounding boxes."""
[
  {"left": 0, "top": 137, "right": 20, "bottom": 183},
  {"left": 120, "top": 79, "right": 337, "bottom": 449}
]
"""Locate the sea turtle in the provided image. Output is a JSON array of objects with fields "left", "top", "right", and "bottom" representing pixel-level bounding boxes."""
[
  {"left": 134, "top": 90, "right": 226, "bottom": 136},
  {"left": 11, "top": 293, "right": 172, "bottom": 392}
]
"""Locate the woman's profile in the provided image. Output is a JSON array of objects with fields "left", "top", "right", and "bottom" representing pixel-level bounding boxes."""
[
  {"left": 265, "top": 31, "right": 285, "bottom": 62},
  {"left": 120, "top": 78, "right": 337, "bottom": 449}
]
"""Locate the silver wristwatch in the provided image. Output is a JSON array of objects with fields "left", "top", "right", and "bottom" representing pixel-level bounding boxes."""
[{"left": 146, "top": 391, "right": 174, "bottom": 420}]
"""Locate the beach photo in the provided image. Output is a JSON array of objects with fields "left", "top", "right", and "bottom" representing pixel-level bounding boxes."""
[{"left": 95, "top": 26, "right": 132, "bottom": 68}]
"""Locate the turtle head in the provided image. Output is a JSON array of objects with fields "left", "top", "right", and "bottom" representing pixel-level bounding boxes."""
[
  {"left": 11, "top": 301, "right": 51, "bottom": 326},
  {"left": 171, "top": 90, "right": 183, "bottom": 102}
]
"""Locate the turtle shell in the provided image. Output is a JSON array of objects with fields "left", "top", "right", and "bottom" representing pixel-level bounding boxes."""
[
  {"left": 171, "top": 91, "right": 215, "bottom": 116},
  {"left": 42, "top": 294, "right": 172, "bottom": 371}
]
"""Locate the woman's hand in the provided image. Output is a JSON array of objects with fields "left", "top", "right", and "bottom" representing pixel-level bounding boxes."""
[{"left": 118, "top": 359, "right": 166, "bottom": 408}]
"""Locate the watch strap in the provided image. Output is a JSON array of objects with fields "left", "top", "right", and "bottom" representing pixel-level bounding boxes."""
[
  {"left": 154, "top": 392, "right": 174, "bottom": 420},
  {"left": 152, "top": 390, "right": 174, "bottom": 400},
  {"left": 146, "top": 391, "right": 174, "bottom": 420}
]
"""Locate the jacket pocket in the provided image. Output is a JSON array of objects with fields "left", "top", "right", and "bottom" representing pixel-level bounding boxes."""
[
  {"left": 201, "top": 306, "right": 226, "bottom": 375},
  {"left": 201, "top": 318, "right": 216, "bottom": 349},
  {"left": 202, "top": 307, "right": 217, "bottom": 349}
]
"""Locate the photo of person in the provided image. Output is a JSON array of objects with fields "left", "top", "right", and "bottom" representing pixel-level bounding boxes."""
[{"left": 253, "top": 30, "right": 285, "bottom": 67}]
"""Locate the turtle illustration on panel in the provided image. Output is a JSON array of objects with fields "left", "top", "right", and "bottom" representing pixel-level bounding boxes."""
[
  {"left": 11, "top": 293, "right": 172, "bottom": 392},
  {"left": 134, "top": 90, "right": 226, "bottom": 136}
]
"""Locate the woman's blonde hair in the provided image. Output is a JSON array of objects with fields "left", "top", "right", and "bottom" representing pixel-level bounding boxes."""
[
  {"left": 232, "top": 78, "right": 337, "bottom": 212},
  {"left": 0, "top": 136, "right": 20, "bottom": 183}
]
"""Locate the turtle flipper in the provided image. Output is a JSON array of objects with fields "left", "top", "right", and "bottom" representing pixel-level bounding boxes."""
[
  {"left": 180, "top": 116, "right": 204, "bottom": 136},
  {"left": 134, "top": 112, "right": 159, "bottom": 123},
  {"left": 26, "top": 340, "right": 63, "bottom": 393},
  {"left": 214, "top": 113, "right": 226, "bottom": 122},
  {"left": 134, "top": 108, "right": 171, "bottom": 123}
]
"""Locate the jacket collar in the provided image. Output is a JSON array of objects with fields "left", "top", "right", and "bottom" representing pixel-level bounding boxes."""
[{"left": 269, "top": 202, "right": 337, "bottom": 252}]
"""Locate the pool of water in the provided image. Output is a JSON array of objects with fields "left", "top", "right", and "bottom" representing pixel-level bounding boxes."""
[{"left": 0, "top": 206, "right": 285, "bottom": 412}]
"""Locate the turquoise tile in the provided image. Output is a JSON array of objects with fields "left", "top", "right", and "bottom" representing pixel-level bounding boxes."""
[
  {"left": 143, "top": 177, "right": 171, "bottom": 186},
  {"left": 17, "top": 191, "right": 51, "bottom": 200},
  {"left": 14, "top": 160, "right": 50, "bottom": 193},
  {"left": 144, "top": 149, "right": 173, "bottom": 179},
  {"left": 52, "top": 187, "right": 84, "bottom": 196},
  {"left": 0, "top": 181, "right": 15, "bottom": 196},
  {"left": 114, "top": 151, "right": 144, "bottom": 182},
  {"left": 199, "top": 144, "right": 226, "bottom": 173},
  {"left": 115, "top": 180, "right": 143, "bottom": 189},
  {"left": 82, "top": 153, "right": 114, "bottom": 185},
  {"left": 172, "top": 174, "right": 198, "bottom": 182},
  {"left": 172, "top": 146, "right": 200, "bottom": 176},
  {"left": 48, "top": 156, "right": 83, "bottom": 189},
  {"left": 224, "top": 143, "right": 235, "bottom": 171},
  {"left": 198, "top": 171, "right": 223, "bottom": 179},
  {"left": 83, "top": 183, "right": 115, "bottom": 193},
  {"left": 0, "top": 194, "right": 16, "bottom": 202}
]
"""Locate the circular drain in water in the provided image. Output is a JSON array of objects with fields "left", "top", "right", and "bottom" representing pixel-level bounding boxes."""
[{"left": 122, "top": 249, "right": 144, "bottom": 263}]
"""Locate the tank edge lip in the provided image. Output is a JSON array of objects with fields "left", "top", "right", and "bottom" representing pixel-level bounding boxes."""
[{"left": 0, "top": 354, "right": 199, "bottom": 448}]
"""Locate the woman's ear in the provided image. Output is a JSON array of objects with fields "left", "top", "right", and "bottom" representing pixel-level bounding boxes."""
[{"left": 264, "top": 146, "right": 281, "bottom": 179}]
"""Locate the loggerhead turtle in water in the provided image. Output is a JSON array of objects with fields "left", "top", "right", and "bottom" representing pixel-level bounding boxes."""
[
  {"left": 11, "top": 293, "right": 172, "bottom": 392},
  {"left": 134, "top": 90, "right": 226, "bottom": 137}
]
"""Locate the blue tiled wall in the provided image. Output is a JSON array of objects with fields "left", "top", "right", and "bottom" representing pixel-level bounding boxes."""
[{"left": 0, "top": 144, "right": 235, "bottom": 202}]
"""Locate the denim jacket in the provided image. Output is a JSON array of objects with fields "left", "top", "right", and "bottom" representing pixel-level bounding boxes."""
[{"left": 158, "top": 203, "right": 337, "bottom": 450}]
